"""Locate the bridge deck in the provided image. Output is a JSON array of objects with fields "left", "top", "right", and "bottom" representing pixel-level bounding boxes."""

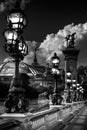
[{"left": 52, "top": 105, "right": 87, "bottom": 130}]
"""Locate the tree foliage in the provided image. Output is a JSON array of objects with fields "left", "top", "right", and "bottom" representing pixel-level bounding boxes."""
[
  {"left": 77, "top": 65, "right": 87, "bottom": 99},
  {"left": 77, "top": 65, "right": 87, "bottom": 84}
]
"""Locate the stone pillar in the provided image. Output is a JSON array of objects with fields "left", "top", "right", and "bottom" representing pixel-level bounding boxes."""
[
  {"left": 63, "top": 47, "right": 79, "bottom": 79},
  {"left": 62, "top": 33, "right": 80, "bottom": 103}
]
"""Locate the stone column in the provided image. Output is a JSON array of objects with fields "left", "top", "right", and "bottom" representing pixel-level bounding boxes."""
[{"left": 62, "top": 33, "right": 80, "bottom": 103}]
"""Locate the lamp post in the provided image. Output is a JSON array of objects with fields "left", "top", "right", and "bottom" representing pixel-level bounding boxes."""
[
  {"left": 3, "top": 6, "right": 28, "bottom": 113},
  {"left": 51, "top": 52, "right": 60, "bottom": 105},
  {"left": 72, "top": 79, "right": 77, "bottom": 102},
  {"left": 79, "top": 86, "right": 84, "bottom": 101},
  {"left": 76, "top": 83, "right": 80, "bottom": 101},
  {"left": 66, "top": 72, "right": 72, "bottom": 103}
]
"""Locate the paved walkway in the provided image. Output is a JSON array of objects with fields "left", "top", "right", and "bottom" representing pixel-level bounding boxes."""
[{"left": 52, "top": 105, "right": 87, "bottom": 130}]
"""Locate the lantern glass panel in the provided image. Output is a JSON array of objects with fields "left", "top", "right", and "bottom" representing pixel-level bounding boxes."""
[
  {"left": 19, "top": 42, "right": 24, "bottom": 51},
  {"left": 52, "top": 68, "right": 60, "bottom": 74},
  {"left": 12, "top": 24, "right": 19, "bottom": 29},
  {"left": 77, "top": 83, "right": 80, "bottom": 86},
  {"left": 72, "top": 79, "right": 76, "bottom": 83},
  {"left": 66, "top": 79, "right": 71, "bottom": 83},
  {"left": 72, "top": 84, "right": 76, "bottom": 87},
  {"left": 52, "top": 59, "right": 59, "bottom": 64},
  {"left": 66, "top": 72, "right": 71, "bottom": 77},
  {"left": 4, "top": 30, "right": 18, "bottom": 41},
  {"left": 7, "top": 11, "right": 26, "bottom": 30},
  {"left": 19, "top": 42, "right": 28, "bottom": 55},
  {"left": 8, "top": 13, "right": 23, "bottom": 23}
]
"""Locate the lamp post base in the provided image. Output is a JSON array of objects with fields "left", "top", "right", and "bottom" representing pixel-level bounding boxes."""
[
  {"left": 52, "top": 93, "right": 62, "bottom": 105},
  {"left": 4, "top": 87, "right": 29, "bottom": 113}
]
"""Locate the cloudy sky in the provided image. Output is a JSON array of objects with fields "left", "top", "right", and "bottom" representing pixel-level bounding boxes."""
[{"left": 0, "top": 0, "right": 87, "bottom": 67}]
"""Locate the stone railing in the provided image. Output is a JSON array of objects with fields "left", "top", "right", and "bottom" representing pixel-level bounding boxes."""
[{"left": 0, "top": 101, "right": 85, "bottom": 130}]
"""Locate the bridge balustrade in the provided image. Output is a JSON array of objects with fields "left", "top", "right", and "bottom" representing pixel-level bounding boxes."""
[{"left": 0, "top": 101, "right": 86, "bottom": 130}]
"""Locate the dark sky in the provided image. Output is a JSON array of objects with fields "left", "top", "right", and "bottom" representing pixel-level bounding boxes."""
[
  {"left": 24, "top": 0, "right": 87, "bottom": 41},
  {"left": 0, "top": 0, "right": 87, "bottom": 66}
]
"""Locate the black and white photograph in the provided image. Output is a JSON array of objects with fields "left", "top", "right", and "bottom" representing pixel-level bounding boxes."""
[{"left": 0, "top": 0, "right": 87, "bottom": 130}]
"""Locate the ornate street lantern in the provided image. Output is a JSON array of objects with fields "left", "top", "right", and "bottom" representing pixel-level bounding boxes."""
[
  {"left": 52, "top": 68, "right": 60, "bottom": 75},
  {"left": 7, "top": 8, "right": 27, "bottom": 32},
  {"left": 4, "top": 29, "right": 19, "bottom": 55},
  {"left": 72, "top": 84, "right": 76, "bottom": 87},
  {"left": 66, "top": 72, "right": 71, "bottom": 77},
  {"left": 51, "top": 52, "right": 60, "bottom": 68},
  {"left": 4, "top": 29, "right": 18, "bottom": 45},
  {"left": 66, "top": 79, "right": 72, "bottom": 84},
  {"left": 77, "top": 83, "right": 80, "bottom": 87},
  {"left": 51, "top": 53, "right": 60, "bottom": 76},
  {"left": 72, "top": 79, "right": 76, "bottom": 83},
  {"left": 72, "top": 79, "right": 77, "bottom": 102}
]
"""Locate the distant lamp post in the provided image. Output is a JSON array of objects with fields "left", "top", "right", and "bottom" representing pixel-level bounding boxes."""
[
  {"left": 72, "top": 79, "right": 76, "bottom": 83},
  {"left": 79, "top": 86, "right": 84, "bottom": 100},
  {"left": 3, "top": 6, "right": 28, "bottom": 113},
  {"left": 66, "top": 72, "right": 72, "bottom": 103},
  {"left": 76, "top": 83, "right": 80, "bottom": 101},
  {"left": 51, "top": 53, "right": 60, "bottom": 105},
  {"left": 72, "top": 79, "right": 77, "bottom": 102},
  {"left": 77, "top": 83, "right": 80, "bottom": 87},
  {"left": 51, "top": 53, "right": 60, "bottom": 68}
]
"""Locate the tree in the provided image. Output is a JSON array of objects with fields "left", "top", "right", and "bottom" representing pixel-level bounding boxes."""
[
  {"left": 77, "top": 65, "right": 87, "bottom": 99},
  {"left": 77, "top": 65, "right": 85, "bottom": 84}
]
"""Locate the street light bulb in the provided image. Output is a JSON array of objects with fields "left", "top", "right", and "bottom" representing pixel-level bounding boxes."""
[
  {"left": 56, "top": 69, "right": 60, "bottom": 74},
  {"left": 66, "top": 79, "right": 71, "bottom": 83},
  {"left": 72, "top": 84, "right": 76, "bottom": 87},
  {"left": 72, "top": 79, "right": 76, "bottom": 83},
  {"left": 77, "top": 83, "right": 80, "bottom": 86},
  {"left": 51, "top": 52, "right": 60, "bottom": 67},
  {"left": 77, "top": 87, "right": 79, "bottom": 90},
  {"left": 79, "top": 86, "right": 82, "bottom": 89},
  {"left": 66, "top": 72, "right": 71, "bottom": 77},
  {"left": 52, "top": 59, "right": 59, "bottom": 64},
  {"left": 52, "top": 68, "right": 60, "bottom": 74},
  {"left": 52, "top": 68, "right": 56, "bottom": 73}
]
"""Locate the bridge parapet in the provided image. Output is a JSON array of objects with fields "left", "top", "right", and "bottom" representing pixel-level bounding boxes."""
[{"left": 0, "top": 101, "right": 86, "bottom": 130}]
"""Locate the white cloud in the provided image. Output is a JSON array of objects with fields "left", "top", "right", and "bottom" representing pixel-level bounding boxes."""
[
  {"left": 23, "top": 51, "right": 34, "bottom": 65},
  {"left": 3, "top": 22, "right": 87, "bottom": 66},
  {"left": 39, "top": 22, "right": 87, "bottom": 63}
]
